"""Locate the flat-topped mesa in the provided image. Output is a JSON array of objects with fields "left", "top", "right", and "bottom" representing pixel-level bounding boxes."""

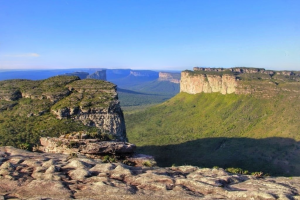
[
  {"left": 193, "top": 67, "right": 297, "bottom": 76},
  {"left": 0, "top": 76, "right": 127, "bottom": 142},
  {"left": 51, "top": 79, "right": 127, "bottom": 141},
  {"left": 181, "top": 67, "right": 300, "bottom": 97},
  {"left": 158, "top": 72, "right": 181, "bottom": 84}
]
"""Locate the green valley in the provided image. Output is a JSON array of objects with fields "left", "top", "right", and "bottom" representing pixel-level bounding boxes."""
[{"left": 125, "top": 92, "right": 300, "bottom": 176}]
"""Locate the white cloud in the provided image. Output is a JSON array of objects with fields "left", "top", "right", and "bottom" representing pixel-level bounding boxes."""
[{"left": 3, "top": 53, "right": 40, "bottom": 57}]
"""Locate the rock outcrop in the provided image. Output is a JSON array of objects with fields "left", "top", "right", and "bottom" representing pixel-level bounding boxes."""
[
  {"left": 181, "top": 67, "right": 300, "bottom": 97},
  {"left": 38, "top": 136, "right": 136, "bottom": 156},
  {"left": 0, "top": 76, "right": 127, "bottom": 142},
  {"left": 180, "top": 72, "right": 237, "bottom": 94},
  {"left": 50, "top": 79, "right": 127, "bottom": 141},
  {"left": 158, "top": 72, "right": 181, "bottom": 84},
  {"left": 87, "top": 70, "right": 107, "bottom": 81},
  {"left": 1, "top": 146, "right": 300, "bottom": 199}
]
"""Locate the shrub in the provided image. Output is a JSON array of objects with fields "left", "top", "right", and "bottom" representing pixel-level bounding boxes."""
[
  {"left": 18, "top": 143, "right": 30, "bottom": 150},
  {"left": 102, "top": 155, "right": 116, "bottom": 163},
  {"left": 67, "top": 153, "right": 78, "bottom": 160},
  {"left": 225, "top": 167, "right": 249, "bottom": 175},
  {"left": 142, "top": 161, "right": 153, "bottom": 167}
]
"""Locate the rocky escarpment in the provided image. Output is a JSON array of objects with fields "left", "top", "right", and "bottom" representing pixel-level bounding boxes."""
[
  {"left": 181, "top": 67, "right": 300, "bottom": 97},
  {"left": 87, "top": 70, "right": 107, "bottom": 81},
  {"left": 1, "top": 146, "right": 300, "bottom": 199},
  {"left": 0, "top": 76, "right": 127, "bottom": 143},
  {"left": 158, "top": 72, "right": 181, "bottom": 84},
  {"left": 181, "top": 72, "right": 237, "bottom": 94}
]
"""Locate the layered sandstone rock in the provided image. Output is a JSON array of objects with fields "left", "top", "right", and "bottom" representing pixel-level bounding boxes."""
[
  {"left": 181, "top": 67, "right": 300, "bottom": 97},
  {"left": 180, "top": 72, "right": 237, "bottom": 94},
  {"left": 0, "top": 76, "right": 127, "bottom": 141},
  {"left": 50, "top": 79, "right": 127, "bottom": 141},
  {"left": 38, "top": 136, "right": 136, "bottom": 155},
  {"left": 1, "top": 146, "right": 300, "bottom": 199}
]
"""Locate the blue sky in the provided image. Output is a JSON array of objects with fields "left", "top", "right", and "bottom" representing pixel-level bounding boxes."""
[{"left": 0, "top": 0, "right": 299, "bottom": 71}]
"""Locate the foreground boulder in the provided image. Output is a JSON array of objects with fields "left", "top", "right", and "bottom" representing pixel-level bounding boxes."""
[
  {"left": 39, "top": 136, "right": 136, "bottom": 155},
  {"left": 37, "top": 135, "right": 155, "bottom": 167},
  {"left": 1, "top": 146, "right": 300, "bottom": 199}
]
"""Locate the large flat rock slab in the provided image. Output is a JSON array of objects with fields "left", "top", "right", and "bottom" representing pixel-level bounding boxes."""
[{"left": 1, "top": 146, "right": 300, "bottom": 199}]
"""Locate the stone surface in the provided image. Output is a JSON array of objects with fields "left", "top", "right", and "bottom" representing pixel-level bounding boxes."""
[
  {"left": 180, "top": 67, "right": 300, "bottom": 98},
  {"left": 1, "top": 146, "right": 300, "bottom": 199},
  {"left": 39, "top": 136, "right": 136, "bottom": 155},
  {"left": 180, "top": 72, "right": 237, "bottom": 94}
]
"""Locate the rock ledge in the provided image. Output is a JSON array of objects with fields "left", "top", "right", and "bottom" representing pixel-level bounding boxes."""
[{"left": 1, "top": 146, "right": 300, "bottom": 199}]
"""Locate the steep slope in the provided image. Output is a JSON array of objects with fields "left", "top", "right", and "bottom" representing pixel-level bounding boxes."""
[
  {"left": 125, "top": 88, "right": 300, "bottom": 176},
  {"left": 0, "top": 76, "right": 127, "bottom": 148}
]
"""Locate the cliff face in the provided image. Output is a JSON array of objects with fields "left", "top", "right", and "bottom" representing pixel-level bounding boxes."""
[
  {"left": 0, "top": 76, "right": 127, "bottom": 142},
  {"left": 181, "top": 67, "right": 300, "bottom": 97},
  {"left": 158, "top": 72, "right": 181, "bottom": 84},
  {"left": 50, "top": 79, "right": 127, "bottom": 141},
  {"left": 180, "top": 72, "right": 237, "bottom": 94},
  {"left": 87, "top": 70, "right": 107, "bottom": 81}
]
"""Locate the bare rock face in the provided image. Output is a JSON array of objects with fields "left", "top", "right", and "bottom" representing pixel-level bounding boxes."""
[
  {"left": 38, "top": 136, "right": 136, "bottom": 155},
  {"left": 2, "top": 146, "right": 300, "bottom": 200},
  {"left": 180, "top": 72, "right": 237, "bottom": 94},
  {"left": 158, "top": 72, "right": 181, "bottom": 84},
  {"left": 50, "top": 79, "right": 127, "bottom": 141},
  {"left": 181, "top": 67, "right": 300, "bottom": 98},
  {"left": 37, "top": 136, "right": 155, "bottom": 167}
]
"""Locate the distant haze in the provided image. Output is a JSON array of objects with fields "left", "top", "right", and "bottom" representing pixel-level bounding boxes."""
[{"left": 0, "top": 0, "right": 299, "bottom": 71}]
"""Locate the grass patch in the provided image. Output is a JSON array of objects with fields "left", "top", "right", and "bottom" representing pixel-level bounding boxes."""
[{"left": 125, "top": 92, "right": 300, "bottom": 176}]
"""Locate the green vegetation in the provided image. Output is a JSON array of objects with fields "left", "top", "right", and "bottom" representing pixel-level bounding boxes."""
[
  {"left": 0, "top": 112, "right": 98, "bottom": 149},
  {"left": 125, "top": 92, "right": 300, "bottom": 176},
  {"left": 142, "top": 160, "right": 154, "bottom": 167},
  {"left": 102, "top": 155, "right": 116, "bottom": 163},
  {"left": 184, "top": 69, "right": 234, "bottom": 76},
  {"left": 0, "top": 77, "right": 114, "bottom": 149}
]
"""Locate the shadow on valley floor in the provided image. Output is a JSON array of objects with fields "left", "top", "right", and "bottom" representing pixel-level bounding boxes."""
[{"left": 136, "top": 137, "right": 300, "bottom": 176}]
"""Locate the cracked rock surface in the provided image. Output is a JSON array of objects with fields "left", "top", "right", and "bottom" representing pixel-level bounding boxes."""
[{"left": 1, "top": 146, "right": 300, "bottom": 200}]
